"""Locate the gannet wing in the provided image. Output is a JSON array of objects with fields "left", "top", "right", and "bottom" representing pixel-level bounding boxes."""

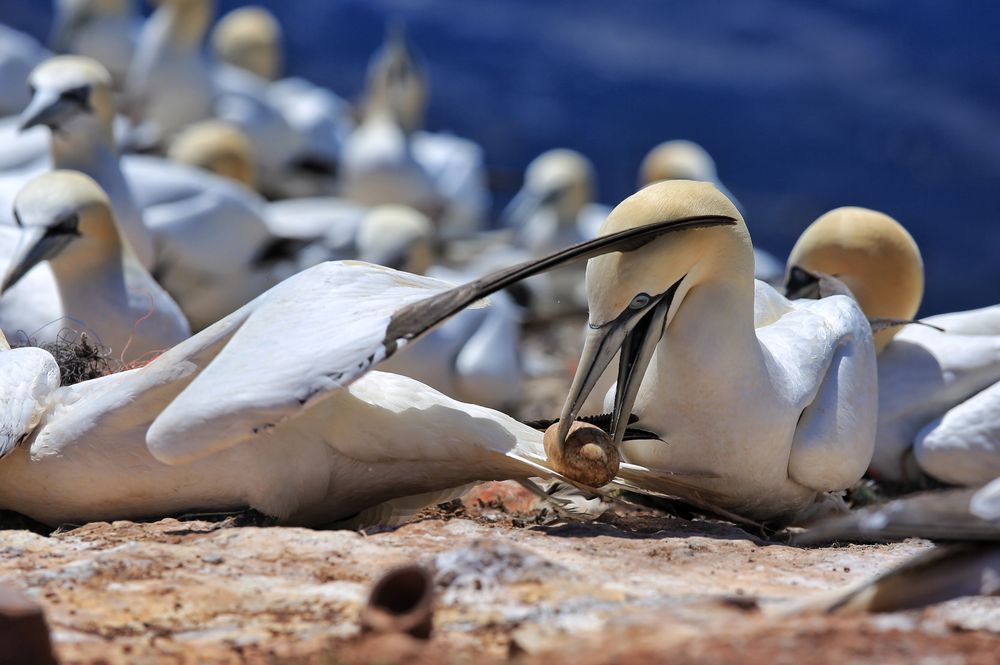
[
  {"left": 147, "top": 214, "right": 738, "bottom": 465},
  {"left": 913, "top": 379, "right": 1000, "bottom": 486},
  {"left": 0, "top": 346, "right": 60, "bottom": 459},
  {"left": 762, "top": 293, "right": 879, "bottom": 492}
]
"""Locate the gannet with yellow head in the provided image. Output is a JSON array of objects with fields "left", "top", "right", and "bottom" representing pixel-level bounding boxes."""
[
  {"left": 786, "top": 207, "right": 1000, "bottom": 486},
  {"left": 557, "top": 180, "right": 878, "bottom": 524},
  {"left": 0, "top": 218, "right": 695, "bottom": 527},
  {"left": 167, "top": 120, "right": 256, "bottom": 189},
  {"left": 211, "top": 5, "right": 282, "bottom": 82},
  {"left": 20, "top": 55, "right": 155, "bottom": 268},
  {"left": 0, "top": 171, "right": 189, "bottom": 360}
]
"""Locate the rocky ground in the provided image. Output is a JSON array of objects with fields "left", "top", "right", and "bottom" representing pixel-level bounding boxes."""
[
  {"left": 1, "top": 316, "right": 998, "bottom": 664},
  {"left": 1, "top": 492, "right": 998, "bottom": 664}
]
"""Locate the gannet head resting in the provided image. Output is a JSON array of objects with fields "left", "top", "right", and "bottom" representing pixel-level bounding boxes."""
[
  {"left": 356, "top": 205, "right": 435, "bottom": 275},
  {"left": 20, "top": 56, "right": 115, "bottom": 138},
  {"left": 167, "top": 120, "right": 255, "bottom": 188},
  {"left": 2, "top": 171, "right": 121, "bottom": 294},
  {"left": 556, "top": 180, "right": 744, "bottom": 447},
  {"left": 211, "top": 6, "right": 282, "bottom": 81},
  {"left": 786, "top": 206, "right": 924, "bottom": 352},
  {"left": 503, "top": 149, "right": 596, "bottom": 228},
  {"left": 364, "top": 24, "right": 428, "bottom": 134},
  {"left": 639, "top": 140, "right": 718, "bottom": 187}
]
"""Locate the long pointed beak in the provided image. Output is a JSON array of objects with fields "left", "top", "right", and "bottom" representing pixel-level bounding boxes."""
[
  {"left": 556, "top": 279, "right": 683, "bottom": 450},
  {"left": 1, "top": 227, "right": 74, "bottom": 294},
  {"left": 19, "top": 92, "right": 73, "bottom": 132}
]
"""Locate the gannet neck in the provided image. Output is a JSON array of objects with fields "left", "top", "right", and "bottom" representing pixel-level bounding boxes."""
[
  {"left": 148, "top": 0, "right": 214, "bottom": 50},
  {"left": 50, "top": 122, "right": 117, "bottom": 171}
]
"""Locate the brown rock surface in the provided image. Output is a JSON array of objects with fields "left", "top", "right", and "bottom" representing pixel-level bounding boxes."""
[{"left": 0, "top": 500, "right": 997, "bottom": 664}]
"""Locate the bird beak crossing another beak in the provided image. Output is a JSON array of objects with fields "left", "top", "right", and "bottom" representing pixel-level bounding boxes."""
[
  {"left": 1, "top": 226, "right": 75, "bottom": 294},
  {"left": 556, "top": 277, "right": 684, "bottom": 448}
]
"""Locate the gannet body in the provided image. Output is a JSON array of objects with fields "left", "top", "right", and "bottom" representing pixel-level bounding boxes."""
[
  {"left": 50, "top": 0, "right": 138, "bottom": 86},
  {"left": 502, "top": 149, "right": 608, "bottom": 313},
  {"left": 0, "top": 331, "right": 60, "bottom": 460},
  {"left": 786, "top": 207, "right": 1000, "bottom": 487},
  {"left": 210, "top": 6, "right": 349, "bottom": 197},
  {"left": 0, "top": 24, "right": 48, "bottom": 116},
  {"left": 0, "top": 222, "right": 687, "bottom": 526},
  {"left": 557, "top": 181, "right": 878, "bottom": 525},
  {"left": 640, "top": 140, "right": 784, "bottom": 283},
  {"left": 123, "top": 0, "right": 215, "bottom": 145},
  {"left": 0, "top": 171, "right": 189, "bottom": 360}
]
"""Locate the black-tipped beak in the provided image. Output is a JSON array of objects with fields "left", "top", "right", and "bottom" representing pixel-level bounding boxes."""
[
  {"left": 18, "top": 92, "right": 74, "bottom": 132},
  {"left": 556, "top": 278, "right": 683, "bottom": 450},
  {"left": 1, "top": 227, "right": 74, "bottom": 294}
]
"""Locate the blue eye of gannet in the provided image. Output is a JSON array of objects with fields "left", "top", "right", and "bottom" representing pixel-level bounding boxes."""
[{"left": 629, "top": 293, "right": 652, "bottom": 310}]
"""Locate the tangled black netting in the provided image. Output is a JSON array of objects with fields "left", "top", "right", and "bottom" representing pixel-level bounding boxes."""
[{"left": 11, "top": 329, "right": 121, "bottom": 386}]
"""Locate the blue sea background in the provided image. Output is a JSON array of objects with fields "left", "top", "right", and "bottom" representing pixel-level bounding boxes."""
[{"left": 2, "top": 0, "right": 998, "bottom": 315}]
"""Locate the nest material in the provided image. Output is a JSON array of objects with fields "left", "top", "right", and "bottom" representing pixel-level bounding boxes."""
[{"left": 12, "top": 329, "right": 120, "bottom": 386}]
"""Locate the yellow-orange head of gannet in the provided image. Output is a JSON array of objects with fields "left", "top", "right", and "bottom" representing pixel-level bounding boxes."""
[
  {"left": 503, "top": 149, "right": 596, "bottom": 230},
  {"left": 786, "top": 206, "right": 924, "bottom": 352},
  {"left": 639, "top": 140, "right": 718, "bottom": 187},
  {"left": 356, "top": 205, "right": 435, "bottom": 276},
  {"left": 556, "top": 179, "right": 744, "bottom": 446},
  {"left": 2, "top": 171, "right": 121, "bottom": 294},
  {"left": 211, "top": 6, "right": 283, "bottom": 81},
  {"left": 167, "top": 120, "right": 256, "bottom": 188},
  {"left": 20, "top": 56, "right": 115, "bottom": 140}
]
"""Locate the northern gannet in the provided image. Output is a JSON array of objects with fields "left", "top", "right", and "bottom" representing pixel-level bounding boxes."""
[
  {"left": 17, "top": 56, "right": 156, "bottom": 269},
  {"left": 639, "top": 140, "right": 784, "bottom": 283},
  {"left": 14, "top": 56, "right": 283, "bottom": 331},
  {"left": 0, "top": 219, "right": 696, "bottom": 527},
  {"left": 504, "top": 149, "right": 610, "bottom": 251},
  {"left": 210, "top": 6, "right": 349, "bottom": 199},
  {"left": 167, "top": 119, "right": 256, "bottom": 189},
  {"left": 344, "top": 27, "right": 489, "bottom": 234},
  {"left": 0, "top": 171, "right": 189, "bottom": 360},
  {"left": 50, "top": 0, "right": 138, "bottom": 87},
  {"left": 786, "top": 207, "right": 1000, "bottom": 487},
  {"left": 123, "top": 0, "right": 215, "bottom": 146},
  {"left": 499, "top": 149, "right": 611, "bottom": 314},
  {"left": 555, "top": 180, "right": 878, "bottom": 525},
  {"left": 357, "top": 206, "right": 524, "bottom": 410}
]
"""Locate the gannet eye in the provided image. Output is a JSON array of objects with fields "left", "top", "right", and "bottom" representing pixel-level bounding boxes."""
[
  {"left": 629, "top": 293, "right": 651, "bottom": 310},
  {"left": 61, "top": 85, "right": 91, "bottom": 108}
]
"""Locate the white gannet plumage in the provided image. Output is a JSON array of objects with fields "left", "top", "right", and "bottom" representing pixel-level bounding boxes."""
[
  {"left": 0, "top": 221, "right": 691, "bottom": 526},
  {"left": 355, "top": 205, "right": 524, "bottom": 409},
  {"left": 0, "top": 171, "right": 189, "bottom": 361},
  {"left": 50, "top": 0, "right": 138, "bottom": 87},
  {"left": 556, "top": 180, "right": 878, "bottom": 525},
  {"left": 0, "top": 24, "right": 49, "bottom": 116},
  {"left": 640, "top": 140, "right": 784, "bottom": 283},
  {"left": 786, "top": 207, "right": 1000, "bottom": 487},
  {"left": 0, "top": 331, "right": 60, "bottom": 460},
  {"left": 16, "top": 55, "right": 156, "bottom": 269},
  {"left": 10, "top": 56, "right": 284, "bottom": 330},
  {"left": 123, "top": 0, "right": 215, "bottom": 146}
]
